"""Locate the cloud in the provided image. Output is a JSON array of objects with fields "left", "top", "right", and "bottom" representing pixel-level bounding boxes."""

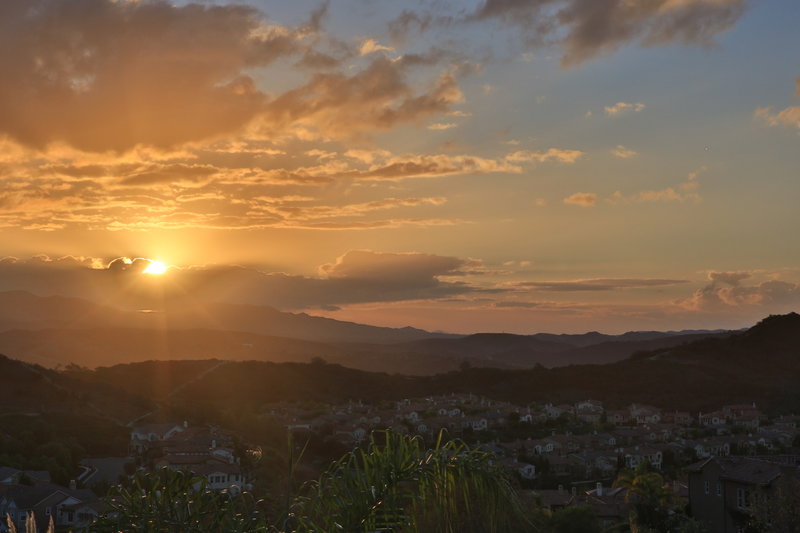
[
  {"left": 708, "top": 271, "right": 751, "bottom": 286},
  {"left": 609, "top": 168, "right": 703, "bottom": 203},
  {"left": 0, "top": 139, "right": 523, "bottom": 230},
  {"left": 755, "top": 106, "right": 800, "bottom": 130},
  {"left": 319, "top": 250, "right": 471, "bottom": 282},
  {"left": 0, "top": 1, "right": 474, "bottom": 152},
  {"left": 611, "top": 145, "right": 637, "bottom": 158},
  {"left": 427, "top": 123, "right": 458, "bottom": 131},
  {"left": 512, "top": 278, "right": 689, "bottom": 292},
  {"left": 506, "top": 148, "right": 584, "bottom": 163},
  {"left": 262, "top": 57, "right": 465, "bottom": 140},
  {"left": 0, "top": 251, "right": 486, "bottom": 310},
  {"left": 359, "top": 38, "right": 394, "bottom": 56},
  {"left": 754, "top": 76, "right": 800, "bottom": 131},
  {"left": 254, "top": 196, "right": 447, "bottom": 223},
  {"left": 610, "top": 187, "right": 700, "bottom": 203},
  {"left": 604, "top": 102, "right": 646, "bottom": 116},
  {"left": 468, "top": 0, "right": 745, "bottom": 66},
  {"left": 563, "top": 192, "right": 597, "bottom": 207},
  {"left": 119, "top": 164, "right": 220, "bottom": 187},
  {"left": 0, "top": 0, "right": 309, "bottom": 151},
  {"left": 678, "top": 271, "right": 800, "bottom": 312},
  {"left": 351, "top": 154, "right": 520, "bottom": 180}
]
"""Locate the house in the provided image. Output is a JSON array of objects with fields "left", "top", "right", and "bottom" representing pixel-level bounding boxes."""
[
  {"left": 0, "top": 483, "right": 100, "bottom": 533},
  {"left": 531, "top": 486, "right": 575, "bottom": 511},
  {"left": 582, "top": 484, "right": 631, "bottom": 530},
  {"left": 190, "top": 463, "right": 245, "bottom": 493},
  {"left": 623, "top": 446, "right": 663, "bottom": 470},
  {"left": 607, "top": 410, "right": 630, "bottom": 426},
  {"left": 629, "top": 404, "right": 662, "bottom": 424},
  {"left": 543, "top": 403, "right": 569, "bottom": 419},
  {"left": 0, "top": 468, "right": 51, "bottom": 486},
  {"left": 699, "top": 411, "right": 728, "bottom": 427},
  {"left": 575, "top": 408, "right": 603, "bottom": 424},
  {"left": 130, "top": 422, "right": 186, "bottom": 453},
  {"left": 496, "top": 459, "right": 536, "bottom": 480},
  {"left": 664, "top": 411, "right": 694, "bottom": 426},
  {"left": 687, "top": 456, "right": 800, "bottom": 533}
]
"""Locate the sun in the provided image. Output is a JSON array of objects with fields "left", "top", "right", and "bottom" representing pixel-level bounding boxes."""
[{"left": 142, "top": 260, "right": 168, "bottom": 275}]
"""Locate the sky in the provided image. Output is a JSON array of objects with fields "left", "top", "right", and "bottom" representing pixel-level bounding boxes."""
[{"left": 0, "top": 0, "right": 799, "bottom": 334}]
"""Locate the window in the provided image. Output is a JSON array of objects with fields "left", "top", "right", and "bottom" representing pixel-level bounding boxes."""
[
  {"left": 704, "top": 481, "right": 710, "bottom": 494},
  {"left": 46, "top": 507, "right": 51, "bottom": 515},
  {"left": 736, "top": 488, "right": 747, "bottom": 508},
  {"left": 716, "top": 483, "right": 721, "bottom": 496}
]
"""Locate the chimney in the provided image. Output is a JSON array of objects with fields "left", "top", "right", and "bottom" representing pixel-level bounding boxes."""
[
  {"left": 211, "top": 439, "right": 216, "bottom": 449},
  {"left": 596, "top": 482, "right": 603, "bottom": 497},
  {"left": 69, "top": 479, "right": 77, "bottom": 491}
]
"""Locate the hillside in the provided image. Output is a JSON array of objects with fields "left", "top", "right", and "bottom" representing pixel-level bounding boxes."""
[
  {"left": 0, "top": 291, "right": 730, "bottom": 373},
  {"left": 60, "top": 313, "right": 800, "bottom": 414}
]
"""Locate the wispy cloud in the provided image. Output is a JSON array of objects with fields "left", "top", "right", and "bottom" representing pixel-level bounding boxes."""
[
  {"left": 512, "top": 278, "right": 689, "bottom": 292},
  {"left": 755, "top": 106, "right": 800, "bottom": 130},
  {"left": 611, "top": 145, "right": 637, "bottom": 159},
  {"left": 506, "top": 149, "right": 584, "bottom": 164},
  {"left": 604, "top": 102, "right": 646, "bottom": 116},
  {"left": 563, "top": 192, "right": 597, "bottom": 207},
  {"left": 427, "top": 123, "right": 458, "bottom": 131}
]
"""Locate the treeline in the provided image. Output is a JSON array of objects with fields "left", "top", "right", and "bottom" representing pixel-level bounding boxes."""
[{"left": 0, "top": 413, "right": 128, "bottom": 486}]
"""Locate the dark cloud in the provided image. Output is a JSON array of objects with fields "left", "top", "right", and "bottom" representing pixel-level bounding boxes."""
[
  {"left": 319, "top": 250, "right": 468, "bottom": 283},
  {"left": 398, "top": 0, "right": 745, "bottom": 66},
  {"left": 708, "top": 270, "right": 751, "bottom": 287},
  {"left": 0, "top": 251, "right": 483, "bottom": 310},
  {"left": 514, "top": 278, "right": 689, "bottom": 291},
  {"left": 493, "top": 301, "right": 543, "bottom": 308}
]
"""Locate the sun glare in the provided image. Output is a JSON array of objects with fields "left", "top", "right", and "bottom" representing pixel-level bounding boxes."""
[{"left": 143, "top": 260, "right": 168, "bottom": 275}]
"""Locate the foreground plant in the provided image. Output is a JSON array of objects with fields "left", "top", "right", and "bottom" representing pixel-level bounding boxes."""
[{"left": 289, "top": 430, "right": 531, "bottom": 533}]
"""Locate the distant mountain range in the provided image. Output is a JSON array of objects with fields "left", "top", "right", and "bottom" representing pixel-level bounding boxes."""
[
  {"left": 0, "top": 290, "right": 732, "bottom": 373},
  {"left": 1, "top": 312, "right": 798, "bottom": 420}
]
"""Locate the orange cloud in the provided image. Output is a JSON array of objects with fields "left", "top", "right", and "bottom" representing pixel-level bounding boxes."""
[
  {"left": 0, "top": 0, "right": 309, "bottom": 151},
  {"left": 506, "top": 149, "right": 584, "bottom": 163},
  {"left": 755, "top": 106, "right": 800, "bottom": 130},
  {"left": 563, "top": 192, "right": 597, "bottom": 207}
]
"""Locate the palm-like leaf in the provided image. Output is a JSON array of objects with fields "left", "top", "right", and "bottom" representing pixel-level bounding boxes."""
[{"left": 292, "top": 430, "right": 530, "bottom": 533}]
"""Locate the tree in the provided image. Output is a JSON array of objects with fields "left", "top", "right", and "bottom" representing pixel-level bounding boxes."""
[
  {"left": 549, "top": 506, "right": 602, "bottom": 533},
  {"left": 91, "top": 468, "right": 270, "bottom": 532},
  {"left": 748, "top": 475, "right": 800, "bottom": 532},
  {"left": 613, "top": 464, "right": 675, "bottom": 532}
]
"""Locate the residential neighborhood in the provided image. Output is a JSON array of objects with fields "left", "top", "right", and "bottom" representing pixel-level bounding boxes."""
[
  {"left": 3, "top": 393, "right": 799, "bottom": 532},
  {"left": 252, "top": 394, "right": 800, "bottom": 531}
]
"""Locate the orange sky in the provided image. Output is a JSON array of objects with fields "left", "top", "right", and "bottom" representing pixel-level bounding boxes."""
[{"left": 0, "top": 0, "right": 798, "bottom": 333}]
